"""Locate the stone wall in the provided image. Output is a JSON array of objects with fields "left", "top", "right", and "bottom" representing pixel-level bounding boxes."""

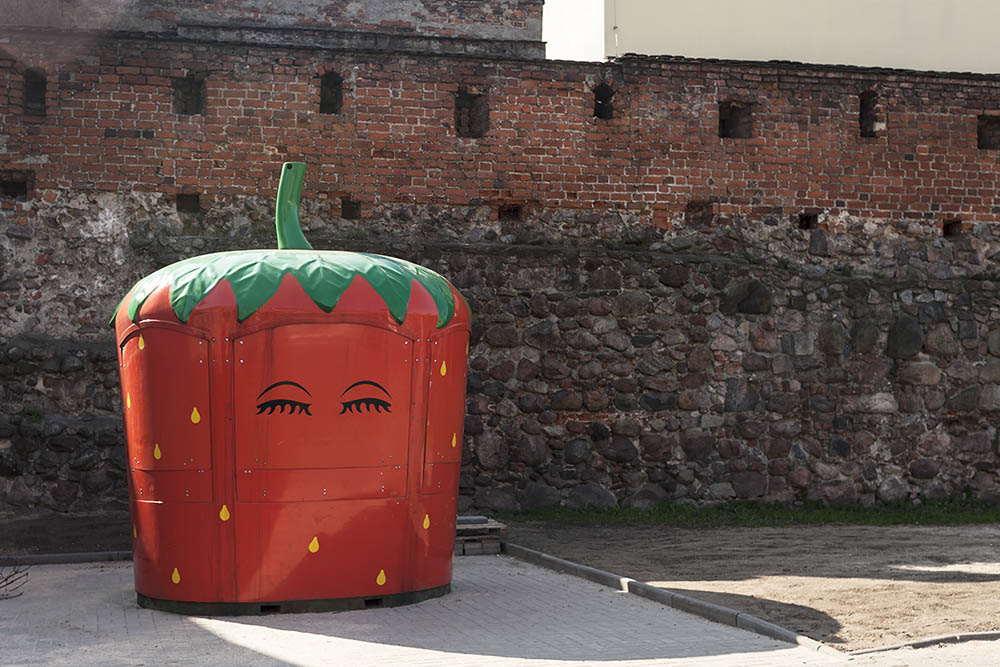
[
  {"left": 2, "top": 28, "right": 1000, "bottom": 512},
  {"left": 453, "top": 223, "right": 1000, "bottom": 512},
  {"left": 2, "top": 191, "right": 999, "bottom": 512}
]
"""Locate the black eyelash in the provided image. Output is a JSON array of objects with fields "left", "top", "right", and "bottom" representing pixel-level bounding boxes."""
[
  {"left": 256, "top": 399, "right": 312, "bottom": 415},
  {"left": 339, "top": 398, "right": 392, "bottom": 414}
]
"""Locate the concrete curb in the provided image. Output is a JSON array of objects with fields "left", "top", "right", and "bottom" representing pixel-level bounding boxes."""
[
  {"left": 849, "top": 631, "right": 1000, "bottom": 655},
  {"left": 502, "top": 542, "right": 839, "bottom": 657},
  {"left": 0, "top": 551, "right": 132, "bottom": 566}
]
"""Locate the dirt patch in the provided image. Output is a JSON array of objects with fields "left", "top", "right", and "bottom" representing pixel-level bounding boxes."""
[
  {"left": 0, "top": 509, "right": 130, "bottom": 557},
  {"left": 505, "top": 521, "right": 1000, "bottom": 652}
]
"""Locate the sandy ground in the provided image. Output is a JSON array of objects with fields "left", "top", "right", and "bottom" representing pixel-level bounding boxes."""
[{"left": 505, "top": 521, "right": 1000, "bottom": 652}]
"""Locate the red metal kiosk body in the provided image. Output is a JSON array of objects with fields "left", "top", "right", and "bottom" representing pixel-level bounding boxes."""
[{"left": 112, "top": 164, "right": 470, "bottom": 613}]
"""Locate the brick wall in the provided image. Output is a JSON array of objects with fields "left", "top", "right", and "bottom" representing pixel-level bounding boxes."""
[{"left": 3, "top": 39, "right": 1000, "bottom": 228}]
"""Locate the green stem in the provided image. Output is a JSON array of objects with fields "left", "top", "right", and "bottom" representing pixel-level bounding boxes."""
[{"left": 275, "top": 162, "right": 313, "bottom": 250}]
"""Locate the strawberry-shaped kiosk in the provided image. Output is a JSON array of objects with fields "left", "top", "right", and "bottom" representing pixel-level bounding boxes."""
[{"left": 112, "top": 163, "right": 470, "bottom": 614}]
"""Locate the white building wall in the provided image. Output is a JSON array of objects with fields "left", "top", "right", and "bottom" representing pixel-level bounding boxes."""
[{"left": 605, "top": 0, "right": 1000, "bottom": 73}]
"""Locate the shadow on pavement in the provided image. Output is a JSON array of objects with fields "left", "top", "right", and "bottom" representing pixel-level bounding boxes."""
[
  {"left": 0, "top": 559, "right": 819, "bottom": 665},
  {"left": 660, "top": 586, "right": 844, "bottom": 646},
  {"left": 200, "top": 556, "right": 806, "bottom": 662}
]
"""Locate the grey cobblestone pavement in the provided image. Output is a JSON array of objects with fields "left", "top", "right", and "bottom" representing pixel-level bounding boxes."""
[{"left": 0, "top": 556, "right": 996, "bottom": 666}]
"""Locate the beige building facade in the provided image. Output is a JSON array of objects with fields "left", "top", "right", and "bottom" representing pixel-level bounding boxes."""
[{"left": 605, "top": 0, "right": 1000, "bottom": 73}]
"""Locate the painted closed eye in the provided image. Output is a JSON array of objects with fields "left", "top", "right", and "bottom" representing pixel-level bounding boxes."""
[
  {"left": 256, "top": 399, "right": 312, "bottom": 415},
  {"left": 340, "top": 398, "right": 391, "bottom": 414}
]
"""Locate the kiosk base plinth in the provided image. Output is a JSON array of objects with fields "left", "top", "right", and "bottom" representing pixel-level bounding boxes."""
[{"left": 137, "top": 584, "right": 450, "bottom": 616}]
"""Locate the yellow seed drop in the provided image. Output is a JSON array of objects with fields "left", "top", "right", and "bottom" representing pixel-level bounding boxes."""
[
  {"left": 219, "top": 504, "right": 230, "bottom": 521},
  {"left": 153, "top": 443, "right": 161, "bottom": 460},
  {"left": 451, "top": 433, "right": 457, "bottom": 448},
  {"left": 138, "top": 335, "right": 145, "bottom": 350},
  {"left": 190, "top": 407, "right": 201, "bottom": 424},
  {"left": 126, "top": 393, "right": 131, "bottom": 409},
  {"left": 440, "top": 360, "right": 447, "bottom": 376},
  {"left": 171, "top": 568, "right": 180, "bottom": 584},
  {"left": 376, "top": 569, "right": 387, "bottom": 586},
  {"left": 423, "top": 514, "right": 430, "bottom": 530},
  {"left": 308, "top": 536, "right": 319, "bottom": 553}
]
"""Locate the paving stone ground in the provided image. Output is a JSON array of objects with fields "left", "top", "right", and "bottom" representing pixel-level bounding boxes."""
[
  {"left": 2, "top": 556, "right": 997, "bottom": 666},
  {"left": 2, "top": 556, "right": 848, "bottom": 667}
]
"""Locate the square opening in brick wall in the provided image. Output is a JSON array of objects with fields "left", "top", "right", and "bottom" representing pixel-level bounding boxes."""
[
  {"left": 172, "top": 75, "right": 206, "bottom": 115},
  {"left": 455, "top": 89, "right": 489, "bottom": 138},
  {"left": 719, "top": 101, "right": 752, "bottom": 139},
  {"left": 0, "top": 171, "right": 33, "bottom": 200},
  {"left": 977, "top": 115, "right": 1000, "bottom": 149}
]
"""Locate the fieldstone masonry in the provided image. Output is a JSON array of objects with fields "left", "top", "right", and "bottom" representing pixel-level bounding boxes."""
[
  {"left": 7, "top": 192, "right": 999, "bottom": 513},
  {"left": 455, "top": 216, "right": 1000, "bottom": 512},
  {"left": 2, "top": 1, "right": 1000, "bottom": 512}
]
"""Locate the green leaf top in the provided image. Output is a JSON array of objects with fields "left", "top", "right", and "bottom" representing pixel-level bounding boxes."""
[
  {"left": 112, "top": 162, "right": 463, "bottom": 328},
  {"left": 113, "top": 249, "right": 459, "bottom": 327}
]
